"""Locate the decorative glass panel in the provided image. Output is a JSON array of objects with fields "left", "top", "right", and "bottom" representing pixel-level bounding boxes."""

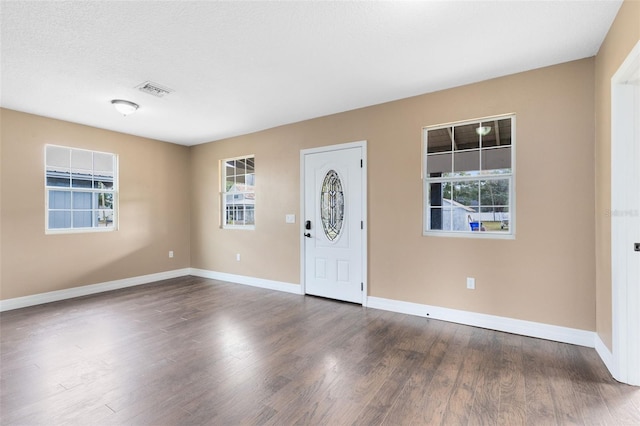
[{"left": 320, "top": 170, "right": 344, "bottom": 241}]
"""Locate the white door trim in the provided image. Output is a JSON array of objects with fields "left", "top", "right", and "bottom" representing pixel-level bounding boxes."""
[
  {"left": 300, "top": 141, "right": 368, "bottom": 306},
  {"left": 611, "top": 39, "right": 640, "bottom": 386}
]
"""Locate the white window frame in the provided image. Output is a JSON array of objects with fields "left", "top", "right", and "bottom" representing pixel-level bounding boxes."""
[
  {"left": 45, "top": 145, "right": 118, "bottom": 234},
  {"left": 422, "top": 114, "right": 516, "bottom": 239},
  {"left": 221, "top": 155, "right": 255, "bottom": 230}
]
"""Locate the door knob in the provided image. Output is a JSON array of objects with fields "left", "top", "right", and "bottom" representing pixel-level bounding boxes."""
[{"left": 304, "top": 232, "right": 311, "bottom": 238}]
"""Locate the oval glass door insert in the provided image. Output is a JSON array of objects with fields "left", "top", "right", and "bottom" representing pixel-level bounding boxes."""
[{"left": 320, "top": 170, "right": 345, "bottom": 241}]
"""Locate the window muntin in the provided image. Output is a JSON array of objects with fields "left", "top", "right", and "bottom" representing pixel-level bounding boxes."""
[
  {"left": 221, "top": 156, "right": 255, "bottom": 228},
  {"left": 423, "top": 115, "right": 514, "bottom": 237},
  {"left": 45, "top": 145, "right": 117, "bottom": 232}
]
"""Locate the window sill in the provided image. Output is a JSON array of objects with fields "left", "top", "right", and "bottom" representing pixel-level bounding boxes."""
[
  {"left": 221, "top": 225, "right": 256, "bottom": 231},
  {"left": 46, "top": 227, "right": 117, "bottom": 235},
  {"left": 423, "top": 230, "right": 515, "bottom": 240}
]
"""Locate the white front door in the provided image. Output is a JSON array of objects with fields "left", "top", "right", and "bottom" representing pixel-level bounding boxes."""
[{"left": 301, "top": 142, "right": 366, "bottom": 304}]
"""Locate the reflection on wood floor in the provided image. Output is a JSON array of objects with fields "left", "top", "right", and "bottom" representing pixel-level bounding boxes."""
[{"left": 1, "top": 276, "right": 639, "bottom": 425}]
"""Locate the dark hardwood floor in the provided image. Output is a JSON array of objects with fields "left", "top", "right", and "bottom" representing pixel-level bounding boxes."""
[{"left": 1, "top": 276, "right": 639, "bottom": 425}]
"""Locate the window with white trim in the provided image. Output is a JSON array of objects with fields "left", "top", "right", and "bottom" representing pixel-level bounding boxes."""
[
  {"left": 221, "top": 155, "right": 255, "bottom": 228},
  {"left": 423, "top": 114, "right": 514, "bottom": 237},
  {"left": 45, "top": 145, "right": 117, "bottom": 232}
]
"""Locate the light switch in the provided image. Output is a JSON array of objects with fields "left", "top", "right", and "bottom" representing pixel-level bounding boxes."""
[{"left": 285, "top": 214, "right": 296, "bottom": 224}]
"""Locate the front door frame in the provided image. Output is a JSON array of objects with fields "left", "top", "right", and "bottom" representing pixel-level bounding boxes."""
[
  {"left": 611, "top": 39, "right": 640, "bottom": 386},
  {"left": 300, "top": 140, "right": 368, "bottom": 306}
]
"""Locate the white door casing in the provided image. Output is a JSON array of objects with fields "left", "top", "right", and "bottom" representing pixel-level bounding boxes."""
[
  {"left": 611, "top": 39, "right": 640, "bottom": 386},
  {"left": 300, "top": 141, "right": 367, "bottom": 304}
]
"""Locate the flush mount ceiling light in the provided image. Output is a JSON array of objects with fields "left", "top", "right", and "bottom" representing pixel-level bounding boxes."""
[
  {"left": 476, "top": 126, "right": 491, "bottom": 136},
  {"left": 111, "top": 99, "right": 139, "bottom": 116}
]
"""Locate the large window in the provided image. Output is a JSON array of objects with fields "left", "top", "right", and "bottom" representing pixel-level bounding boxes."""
[
  {"left": 45, "top": 145, "right": 117, "bottom": 232},
  {"left": 221, "top": 155, "right": 255, "bottom": 228},
  {"left": 423, "top": 114, "right": 515, "bottom": 237}
]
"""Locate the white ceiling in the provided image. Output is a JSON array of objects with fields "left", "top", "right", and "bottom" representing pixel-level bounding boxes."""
[{"left": 0, "top": 1, "right": 622, "bottom": 146}]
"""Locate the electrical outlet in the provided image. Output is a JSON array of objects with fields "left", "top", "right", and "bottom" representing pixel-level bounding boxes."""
[
  {"left": 466, "top": 277, "right": 475, "bottom": 290},
  {"left": 236, "top": 253, "right": 241, "bottom": 261},
  {"left": 169, "top": 251, "right": 174, "bottom": 258}
]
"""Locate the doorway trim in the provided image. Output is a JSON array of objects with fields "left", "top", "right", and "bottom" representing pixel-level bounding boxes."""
[
  {"left": 300, "top": 140, "right": 368, "bottom": 306},
  {"left": 611, "top": 39, "right": 640, "bottom": 386}
]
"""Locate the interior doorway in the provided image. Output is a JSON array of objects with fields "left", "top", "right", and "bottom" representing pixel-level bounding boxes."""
[{"left": 611, "top": 40, "right": 640, "bottom": 386}]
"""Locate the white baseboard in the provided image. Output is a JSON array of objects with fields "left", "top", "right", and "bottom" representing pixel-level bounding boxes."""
[
  {"left": 0, "top": 269, "right": 598, "bottom": 352},
  {"left": 367, "top": 296, "right": 596, "bottom": 348},
  {"left": 595, "top": 334, "right": 615, "bottom": 375},
  {"left": 189, "top": 268, "right": 302, "bottom": 295},
  {"left": 0, "top": 268, "right": 191, "bottom": 312}
]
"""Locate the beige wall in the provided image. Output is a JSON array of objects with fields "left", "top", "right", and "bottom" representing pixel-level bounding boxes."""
[
  {"left": 1, "top": 57, "right": 601, "bottom": 333},
  {"left": 191, "top": 58, "right": 597, "bottom": 331},
  {"left": 0, "top": 109, "right": 191, "bottom": 300},
  {"left": 594, "top": 0, "right": 640, "bottom": 351}
]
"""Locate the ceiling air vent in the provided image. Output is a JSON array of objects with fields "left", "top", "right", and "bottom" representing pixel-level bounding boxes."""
[{"left": 136, "top": 81, "right": 174, "bottom": 98}]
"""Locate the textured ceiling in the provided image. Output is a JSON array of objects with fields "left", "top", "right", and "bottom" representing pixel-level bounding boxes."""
[{"left": 0, "top": 1, "right": 622, "bottom": 146}]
